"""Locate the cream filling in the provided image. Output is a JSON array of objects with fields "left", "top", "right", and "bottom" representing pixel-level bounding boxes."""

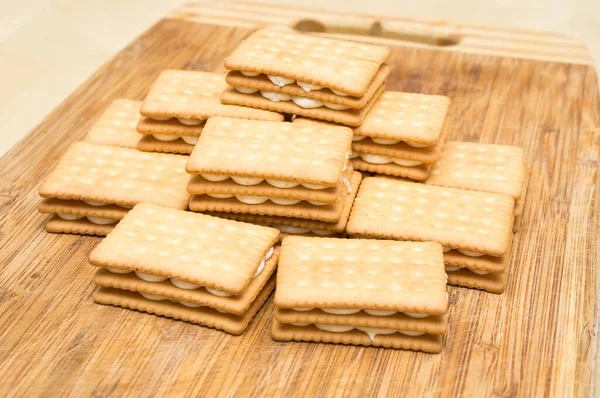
[
  {"left": 267, "top": 75, "right": 295, "bottom": 87},
  {"left": 84, "top": 200, "right": 108, "bottom": 206},
  {"left": 445, "top": 265, "right": 489, "bottom": 275},
  {"left": 349, "top": 151, "right": 360, "bottom": 159},
  {"left": 240, "top": 71, "right": 260, "bottom": 77},
  {"left": 291, "top": 96, "right": 323, "bottom": 109},
  {"left": 152, "top": 134, "right": 199, "bottom": 144},
  {"left": 359, "top": 153, "right": 423, "bottom": 167},
  {"left": 182, "top": 136, "right": 199, "bottom": 145},
  {"left": 269, "top": 224, "right": 336, "bottom": 236},
  {"left": 297, "top": 81, "right": 323, "bottom": 92},
  {"left": 86, "top": 216, "right": 118, "bottom": 225},
  {"left": 107, "top": 246, "right": 275, "bottom": 297},
  {"left": 57, "top": 213, "right": 84, "bottom": 221},
  {"left": 406, "top": 142, "right": 428, "bottom": 148},
  {"left": 352, "top": 135, "right": 366, "bottom": 142},
  {"left": 313, "top": 324, "right": 426, "bottom": 342},
  {"left": 139, "top": 292, "right": 227, "bottom": 312},
  {"left": 457, "top": 249, "right": 485, "bottom": 257},
  {"left": 234, "top": 195, "right": 330, "bottom": 207},
  {"left": 323, "top": 102, "right": 350, "bottom": 110},
  {"left": 260, "top": 91, "right": 291, "bottom": 102},
  {"left": 234, "top": 86, "right": 259, "bottom": 94},
  {"left": 149, "top": 116, "right": 171, "bottom": 121},
  {"left": 291, "top": 308, "right": 430, "bottom": 318},
  {"left": 207, "top": 194, "right": 234, "bottom": 199},
  {"left": 57, "top": 199, "right": 131, "bottom": 210},
  {"left": 199, "top": 174, "right": 330, "bottom": 190},
  {"left": 178, "top": 118, "right": 202, "bottom": 126},
  {"left": 371, "top": 137, "right": 401, "bottom": 145},
  {"left": 331, "top": 89, "right": 348, "bottom": 96}
]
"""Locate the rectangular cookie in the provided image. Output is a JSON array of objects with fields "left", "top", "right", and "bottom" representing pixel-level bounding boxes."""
[
  {"left": 38, "top": 198, "right": 129, "bottom": 220},
  {"left": 137, "top": 135, "right": 194, "bottom": 155},
  {"left": 83, "top": 99, "right": 143, "bottom": 149},
  {"left": 220, "top": 84, "right": 384, "bottom": 127},
  {"left": 225, "top": 64, "right": 391, "bottom": 109},
  {"left": 136, "top": 117, "right": 205, "bottom": 137},
  {"left": 203, "top": 171, "right": 362, "bottom": 234},
  {"left": 140, "top": 70, "right": 283, "bottom": 122},
  {"left": 347, "top": 177, "right": 515, "bottom": 257},
  {"left": 93, "top": 247, "right": 280, "bottom": 315},
  {"left": 354, "top": 91, "right": 450, "bottom": 146},
  {"left": 89, "top": 203, "right": 280, "bottom": 296},
  {"left": 38, "top": 142, "right": 191, "bottom": 209},
  {"left": 45, "top": 216, "right": 116, "bottom": 236},
  {"left": 187, "top": 168, "right": 354, "bottom": 204},
  {"left": 93, "top": 275, "right": 274, "bottom": 335},
  {"left": 426, "top": 141, "right": 525, "bottom": 199},
  {"left": 446, "top": 266, "right": 508, "bottom": 294},
  {"left": 444, "top": 238, "right": 513, "bottom": 274},
  {"left": 224, "top": 29, "right": 390, "bottom": 97},
  {"left": 186, "top": 117, "right": 352, "bottom": 187},
  {"left": 350, "top": 157, "right": 432, "bottom": 181},
  {"left": 271, "top": 320, "right": 443, "bottom": 353}
]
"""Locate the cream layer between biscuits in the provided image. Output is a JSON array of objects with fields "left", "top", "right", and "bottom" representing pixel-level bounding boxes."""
[
  {"left": 53, "top": 199, "right": 132, "bottom": 225},
  {"left": 350, "top": 151, "right": 423, "bottom": 167},
  {"left": 352, "top": 134, "right": 428, "bottom": 148}
]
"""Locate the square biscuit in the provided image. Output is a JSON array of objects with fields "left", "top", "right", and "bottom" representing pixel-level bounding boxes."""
[
  {"left": 350, "top": 157, "right": 431, "bottom": 181},
  {"left": 271, "top": 321, "right": 443, "bottom": 353},
  {"left": 38, "top": 142, "right": 191, "bottom": 209},
  {"left": 220, "top": 84, "right": 384, "bottom": 127},
  {"left": 136, "top": 117, "right": 205, "bottom": 136},
  {"left": 274, "top": 308, "right": 447, "bottom": 335},
  {"left": 224, "top": 29, "right": 390, "bottom": 97},
  {"left": 45, "top": 216, "right": 115, "bottom": 236},
  {"left": 426, "top": 141, "right": 525, "bottom": 199},
  {"left": 187, "top": 168, "right": 354, "bottom": 204},
  {"left": 92, "top": 247, "right": 279, "bottom": 315},
  {"left": 354, "top": 91, "right": 450, "bottom": 146},
  {"left": 203, "top": 171, "right": 362, "bottom": 234},
  {"left": 275, "top": 237, "right": 447, "bottom": 315},
  {"left": 93, "top": 275, "right": 274, "bottom": 335},
  {"left": 140, "top": 70, "right": 283, "bottom": 122},
  {"left": 83, "top": 99, "right": 143, "bottom": 149},
  {"left": 186, "top": 117, "right": 352, "bottom": 186},
  {"left": 138, "top": 135, "right": 194, "bottom": 155},
  {"left": 89, "top": 204, "right": 280, "bottom": 295},
  {"left": 347, "top": 177, "right": 515, "bottom": 256},
  {"left": 225, "top": 64, "right": 391, "bottom": 109}
]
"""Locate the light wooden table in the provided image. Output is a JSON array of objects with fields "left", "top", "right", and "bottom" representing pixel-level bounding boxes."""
[{"left": 0, "top": 2, "right": 599, "bottom": 396}]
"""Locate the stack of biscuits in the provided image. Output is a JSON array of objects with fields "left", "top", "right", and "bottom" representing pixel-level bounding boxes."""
[
  {"left": 136, "top": 70, "right": 283, "bottom": 154},
  {"left": 90, "top": 204, "right": 280, "bottom": 335},
  {"left": 272, "top": 237, "right": 449, "bottom": 353},
  {"left": 220, "top": 29, "right": 391, "bottom": 127},
  {"left": 185, "top": 116, "right": 362, "bottom": 239}
]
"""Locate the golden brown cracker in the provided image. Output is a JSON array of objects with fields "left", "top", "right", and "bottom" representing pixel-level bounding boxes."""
[
  {"left": 45, "top": 216, "right": 115, "bottom": 236},
  {"left": 136, "top": 117, "right": 205, "bottom": 136},
  {"left": 351, "top": 157, "right": 432, "bottom": 181},
  {"left": 137, "top": 135, "right": 194, "bottom": 155},
  {"left": 83, "top": 99, "right": 143, "bottom": 149}
]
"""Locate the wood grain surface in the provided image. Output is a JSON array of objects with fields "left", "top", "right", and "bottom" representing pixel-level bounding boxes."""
[{"left": 0, "top": 3, "right": 599, "bottom": 397}]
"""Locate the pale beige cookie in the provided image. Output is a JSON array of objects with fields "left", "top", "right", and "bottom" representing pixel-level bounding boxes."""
[
  {"left": 275, "top": 237, "right": 447, "bottom": 315},
  {"left": 425, "top": 141, "right": 525, "bottom": 199},
  {"left": 347, "top": 177, "right": 515, "bottom": 256},
  {"left": 224, "top": 29, "right": 390, "bottom": 97},
  {"left": 93, "top": 247, "right": 279, "bottom": 315},
  {"left": 45, "top": 216, "right": 115, "bottom": 236},
  {"left": 271, "top": 320, "right": 443, "bottom": 353},
  {"left": 89, "top": 203, "right": 280, "bottom": 295},
  {"left": 186, "top": 117, "right": 352, "bottom": 186},
  {"left": 220, "top": 84, "right": 384, "bottom": 127},
  {"left": 140, "top": 70, "right": 283, "bottom": 121},
  {"left": 38, "top": 142, "right": 191, "bottom": 209},
  {"left": 136, "top": 117, "right": 205, "bottom": 136},
  {"left": 354, "top": 91, "right": 450, "bottom": 145},
  {"left": 93, "top": 275, "right": 275, "bottom": 335},
  {"left": 203, "top": 171, "right": 362, "bottom": 234},
  {"left": 225, "top": 64, "right": 391, "bottom": 109},
  {"left": 83, "top": 99, "right": 143, "bottom": 149},
  {"left": 351, "top": 157, "right": 431, "bottom": 181},
  {"left": 137, "top": 135, "right": 194, "bottom": 155}
]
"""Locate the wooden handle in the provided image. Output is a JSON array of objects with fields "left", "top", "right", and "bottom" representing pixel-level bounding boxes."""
[{"left": 169, "top": 1, "right": 593, "bottom": 65}]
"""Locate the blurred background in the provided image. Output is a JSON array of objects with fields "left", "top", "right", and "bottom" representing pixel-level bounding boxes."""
[{"left": 1, "top": 0, "right": 598, "bottom": 156}]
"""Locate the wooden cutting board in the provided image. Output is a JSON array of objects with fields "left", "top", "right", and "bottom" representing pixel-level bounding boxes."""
[{"left": 1, "top": 1, "right": 598, "bottom": 396}]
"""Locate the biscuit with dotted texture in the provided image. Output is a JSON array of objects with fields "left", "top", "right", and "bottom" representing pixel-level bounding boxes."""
[
  {"left": 347, "top": 177, "right": 515, "bottom": 256},
  {"left": 224, "top": 29, "right": 390, "bottom": 97},
  {"left": 352, "top": 118, "right": 447, "bottom": 164},
  {"left": 83, "top": 99, "right": 143, "bottom": 149},
  {"left": 89, "top": 204, "right": 280, "bottom": 295},
  {"left": 444, "top": 238, "right": 513, "bottom": 273},
  {"left": 271, "top": 320, "right": 443, "bottom": 353},
  {"left": 39, "top": 142, "right": 191, "bottom": 209},
  {"left": 140, "top": 70, "right": 283, "bottom": 122},
  {"left": 137, "top": 135, "right": 194, "bottom": 155},
  {"left": 350, "top": 157, "right": 432, "bottom": 181},
  {"left": 220, "top": 84, "right": 384, "bottom": 128},
  {"left": 204, "top": 171, "right": 362, "bottom": 233},
  {"left": 93, "top": 275, "right": 275, "bottom": 335},
  {"left": 186, "top": 117, "right": 352, "bottom": 186},
  {"left": 136, "top": 117, "right": 205, "bottom": 136},
  {"left": 225, "top": 64, "right": 391, "bottom": 109},
  {"left": 92, "top": 247, "right": 279, "bottom": 315},
  {"left": 187, "top": 168, "right": 354, "bottom": 204},
  {"left": 274, "top": 308, "right": 447, "bottom": 335},
  {"left": 275, "top": 237, "right": 447, "bottom": 315},
  {"left": 425, "top": 141, "right": 525, "bottom": 200},
  {"left": 354, "top": 91, "right": 450, "bottom": 145},
  {"left": 45, "top": 216, "right": 116, "bottom": 236}
]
